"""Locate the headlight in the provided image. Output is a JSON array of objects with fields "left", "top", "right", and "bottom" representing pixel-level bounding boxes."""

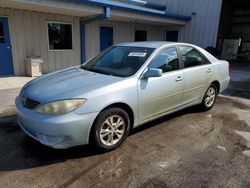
[{"left": 36, "top": 99, "right": 87, "bottom": 115}]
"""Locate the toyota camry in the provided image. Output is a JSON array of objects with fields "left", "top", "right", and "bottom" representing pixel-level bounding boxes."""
[{"left": 15, "top": 42, "right": 230, "bottom": 151}]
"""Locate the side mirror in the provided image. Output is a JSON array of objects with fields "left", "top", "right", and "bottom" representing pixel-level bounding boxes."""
[{"left": 142, "top": 68, "right": 162, "bottom": 79}]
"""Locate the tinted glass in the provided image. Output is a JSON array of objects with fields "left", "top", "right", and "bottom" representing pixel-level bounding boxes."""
[
  {"left": 180, "top": 46, "right": 209, "bottom": 68},
  {"left": 0, "top": 22, "right": 5, "bottom": 43},
  {"left": 149, "top": 47, "right": 179, "bottom": 73},
  {"left": 48, "top": 23, "right": 72, "bottom": 50},
  {"left": 135, "top": 30, "right": 147, "bottom": 42},
  {"left": 82, "top": 46, "right": 154, "bottom": 77},
  {"left": 166, "top": 31, "right": 178, "bottom": 42}
]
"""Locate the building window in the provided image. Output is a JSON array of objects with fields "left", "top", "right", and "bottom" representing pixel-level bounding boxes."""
[
  {"left": 166, "top": 31, "right": 178, "bottom": 42},
  {"left": 135, "top": 30, "right": 147, "bottom": 42},
  {"left": 0, "top": 22, "right": 5, "bottom": 43},
  {"left": 48, "top": 22, "right": 73, "bottom": 50}
]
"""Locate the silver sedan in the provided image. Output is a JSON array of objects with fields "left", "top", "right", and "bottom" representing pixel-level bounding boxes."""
[{"left": 15, "top": 42, "right": 230, "bottom": 151}]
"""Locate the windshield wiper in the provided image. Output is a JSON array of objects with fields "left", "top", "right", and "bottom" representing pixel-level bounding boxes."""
[
  {"left": 81, "top": 64, "right": 87, "bottom": 70},
  {"left": 81, "top": 65, "right": 123, "bottom": 77},
  {"left": 81, "top": 65, "right": 95, "bottom": 72}
]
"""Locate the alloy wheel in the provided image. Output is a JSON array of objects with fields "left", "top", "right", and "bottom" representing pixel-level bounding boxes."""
[
  {"left": 99, "top": 115, "right": 126, "bottom": 146},
  {"left": 205, "top": 87, "right": 216, "bottom": 107}
]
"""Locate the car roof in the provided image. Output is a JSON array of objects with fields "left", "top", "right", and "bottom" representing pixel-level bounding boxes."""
[{"left": 116, "top": 41, "right": 180, "bottom": 49}]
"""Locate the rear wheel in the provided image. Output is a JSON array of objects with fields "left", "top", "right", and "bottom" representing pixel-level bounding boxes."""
[
  {"left": 91, "top": 108, "right": 130, "bottom": 151},
  {"left": 200, "top": 84, "right": 217, "bottom": 111}
]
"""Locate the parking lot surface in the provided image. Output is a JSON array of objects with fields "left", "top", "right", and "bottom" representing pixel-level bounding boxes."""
[
  {"left": 0, "top": 96, "right": 250, "bottom": 188},
  {"left": 223, "top": 61, "right": 250, "bottom": 100}
]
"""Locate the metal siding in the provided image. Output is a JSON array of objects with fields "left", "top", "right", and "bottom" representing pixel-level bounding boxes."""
[
  {"left": 0, "top": 0, "right": 103, "bottom": 16},
  {"left": 0, "top": 0, "right": 222, "bottom": 75},
  {"left": 85, "top": 20, "right": 166, "bottom": 60},
  {"left": 0, "top": 8, "right": 81, "bottom": 75},
  {"left": 39, "top": 12, "right": 49, "bottom": 73},
  {"left": 164, "top": 0, "right": 222, "bottom": 48},
  {"left": 47, "top": 13, "right": 56, "bottom": 72},
  {"left": 85, "top": 21, "right": 99, "bottom": 60},
  {"left": 13, "top": 9, "right": 26, "bottom": 75}
]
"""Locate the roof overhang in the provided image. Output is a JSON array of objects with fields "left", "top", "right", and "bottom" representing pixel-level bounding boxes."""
[
  {"left": 110, "top": 9, "right": 187, "bottom": 26},
  {"left": 0, "top": 0, "right": 103, "bottom": 17},
  {"left": 77, "top": 0, "right": 191, "bottom": 22},
  {"left": 0, "top": 0, "right": 191, "bottom": 26}
]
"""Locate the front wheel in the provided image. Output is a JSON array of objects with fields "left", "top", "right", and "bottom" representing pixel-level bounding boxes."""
[
  {"left": 91, "top": 108, "right": 130, "bottom": 152},
  {"left": 200, "top": 84, "right": 217, "bottom": 111}
]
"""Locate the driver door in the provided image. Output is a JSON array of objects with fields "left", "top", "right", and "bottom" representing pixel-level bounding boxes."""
[{"left": 138, "top": 47, "right": 184, "bottom": 122}]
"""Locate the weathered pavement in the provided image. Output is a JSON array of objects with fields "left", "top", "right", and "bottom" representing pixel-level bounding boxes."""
[
  {"left": 223, "top": 61, "right": 250, "bottom": 100},
  {"left": 0, "top": 77, "right": 33, "bottom": 117},
  {"left": 0, "top": 96, "right": 250, "bottom": 188}
]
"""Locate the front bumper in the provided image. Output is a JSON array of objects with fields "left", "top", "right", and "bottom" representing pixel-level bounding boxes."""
[{"left": 15, "top": 96, "right": 99, "bottom": 149}]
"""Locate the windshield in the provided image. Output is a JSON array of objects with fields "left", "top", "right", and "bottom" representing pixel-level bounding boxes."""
[{"left": 82, "top": 46, "right": 154, "bottom": 77}]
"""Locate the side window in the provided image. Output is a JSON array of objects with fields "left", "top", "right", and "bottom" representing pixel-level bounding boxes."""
[
  {"left": 0, "top": 22, "right": 5, "bottom": 43},
  {"left": 149, "top": 47, "right": 179, "bottom": 73},
  {"left": 179, "top": 46, "right": 210, "bottom": 68}
]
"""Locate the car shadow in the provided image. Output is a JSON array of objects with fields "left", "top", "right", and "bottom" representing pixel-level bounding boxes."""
[
  {"left": 0, "top": 116, "right": 105, "bottom": 171},
  {"left": 0, "top": 105, "right": 203, "bottom": 172}
]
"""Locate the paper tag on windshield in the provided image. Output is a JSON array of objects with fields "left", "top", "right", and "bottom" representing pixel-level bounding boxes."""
[{"left": 128, "top": 52, "right": 147, "bottom": 57}]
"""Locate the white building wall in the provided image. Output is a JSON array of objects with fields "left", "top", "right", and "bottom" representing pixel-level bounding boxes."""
[
  {"left": 85, "top": 20, "right": 167, "bottom": 60},
  {"left": 0, "top": 0, "right": 223, "bottom": 75},
  {"left": 0, "top": 7, "right": 81, "bottom": 75},
  {"left": 0, "top": 7, "right": 168, "bottom": 75},
  {"left": 85, "top": 0, "right": 223, "bottom": 59},
  {"left": 164, "top": 0, "right": 222, "bottom": 48}
]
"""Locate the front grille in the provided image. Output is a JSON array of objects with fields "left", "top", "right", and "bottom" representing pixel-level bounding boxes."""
[{"left": 22, "top": 97, "right": 40, "bottom": 109}]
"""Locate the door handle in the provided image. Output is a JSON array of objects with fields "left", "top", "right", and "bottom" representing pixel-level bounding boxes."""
[
  {"left": 207, "top": 68, "right": 212, "bottom": 73},
  {"left": 175, "top": 76, "right": 183, "bottom": 82},
  {"left": 6, "top": 46, "right": 11, "bottom": 49}
]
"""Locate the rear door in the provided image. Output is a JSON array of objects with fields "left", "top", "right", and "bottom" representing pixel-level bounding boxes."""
[
  {"left": 178, "top": 46, "right": 212, "bottom": 105},
  {"left": 138, "top": 47, "right": 184, "bottom": 122}
]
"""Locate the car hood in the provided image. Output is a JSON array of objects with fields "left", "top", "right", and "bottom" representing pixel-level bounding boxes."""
[{"left": 22, "top": 66, "right": 123, "bottom": 102}]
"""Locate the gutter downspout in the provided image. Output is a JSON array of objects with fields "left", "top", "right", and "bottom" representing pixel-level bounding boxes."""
[
  {"left": 80, "top": 20, "right": 86, "bottom": 64},
  {"left": 80, "top": 7, "right": 111, "bottom": 64}
]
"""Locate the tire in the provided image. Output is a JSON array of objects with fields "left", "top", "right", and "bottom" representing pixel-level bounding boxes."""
[
  {"left": 200, "top": 84, "right": 217, "bottom": 111},
  {"left": 91, "top": 107, "right": 130, "bottom": 152}
]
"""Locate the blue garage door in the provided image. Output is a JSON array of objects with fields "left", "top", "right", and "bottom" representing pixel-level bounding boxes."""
[
  {"left": 100, "top": 26, "right": 113, "bottom": 52},
  {"left": 0, "top": 17, "right": 13, "bottom": 76}
]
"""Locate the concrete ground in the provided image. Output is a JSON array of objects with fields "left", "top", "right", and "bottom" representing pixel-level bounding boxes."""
[
  {"left": 0, "top": 96, "right": 250, "bottom": 188},
  {"left": 0, "top": 77, "right": 34, "bottom": 117},
  {"left": 223, "top": 61, "right": 250, "bottom": 99},
  {"left": 0, "top": 76, "right": 33, "bottom": 90}
]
